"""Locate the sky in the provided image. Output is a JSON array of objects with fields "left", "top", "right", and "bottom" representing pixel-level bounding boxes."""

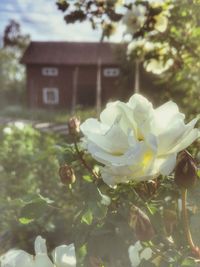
[{"left": 0, "top": 0, "right": 123, "bottom": 43}]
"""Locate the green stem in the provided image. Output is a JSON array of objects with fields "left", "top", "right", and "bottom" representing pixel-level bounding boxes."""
[
  {"left": 73, "top": 136, "right": 99, "bottom": 180},
  {"left": 181, "top": 188, "right": 199, "bottom": 257}
]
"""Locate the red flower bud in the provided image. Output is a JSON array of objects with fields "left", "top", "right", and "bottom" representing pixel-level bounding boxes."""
[
  {"left": 59, "top": 164, "right": 76, "bottom": 185},
  {"left": 68, "top": 117, "right": 80, "bottom": 135},
  {"left": 175, "top": 150, "right": 197, "bottom": 189},
  {"left": 163, "top": 209, "right": 177, "bottom": 236},
  {"left": 129, "top": 205, "right": 155, "bottom": 241}
]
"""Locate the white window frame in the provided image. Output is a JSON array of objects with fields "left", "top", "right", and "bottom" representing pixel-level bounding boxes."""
[
  {"left": 103, "top": 68, "right": 120, "bottom": 77},
  {"left": 42, "top": 67, "right": 58, "bottom": 76},
  {"left": 42, "top": 88, "right": 59, "bottom": 105}
]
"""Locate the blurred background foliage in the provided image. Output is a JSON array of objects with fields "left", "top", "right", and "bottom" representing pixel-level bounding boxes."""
[
  {"left": 0, "top": 0, "right": 200, "bottom": 266},
  {"left": 0, "top": 20, "right": 30, "bottom": 108},
  {"left": 0, "top": 124, "right": 200, "bottom": 266}
]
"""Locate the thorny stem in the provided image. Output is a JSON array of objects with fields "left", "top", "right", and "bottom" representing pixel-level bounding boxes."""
[
  {"left": 181, "top": 188, "right": 200, "bottom": 258},
  {"left": 73, "top": 136, "right": 99, "bottom": 180}
]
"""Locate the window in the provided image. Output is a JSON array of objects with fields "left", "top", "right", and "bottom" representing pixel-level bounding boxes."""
[
  {"left": 103, "top": 68, "right": 120, "bottom": 77},
  {"left": 42, "top": 67, "right": 58, "bottom": 76},
  {"left": 42, "top": 88, "right": 59, "bottom": 105}
]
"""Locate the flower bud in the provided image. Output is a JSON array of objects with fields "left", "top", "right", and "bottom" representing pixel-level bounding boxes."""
[
  {"left": 129, "top": 205, "right": 155, "bottom": 241},
  {"left": 174, "top": 150, "right": 197, "bottom": 189},
  {"left": 59, "top": 164, "right": 76, "bottom": 185},
  {"left": 163, "top": 209, "right": 177, "bottom": 236},
  {"left": 68, "top": 117, "right": 80, "bottom": 135}
]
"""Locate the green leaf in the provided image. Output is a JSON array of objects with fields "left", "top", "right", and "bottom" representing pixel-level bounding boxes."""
[
  {"left": 18, "top": 194, "right": 54, "bottom": 224},
  {"left": 20, "top": 193, "right": 54, "bottom": 205},
  {"left": 97, "top": 188, "right": 111, "bottom": 206},
  {"left": 38, "top": 194, "right": 54, "bottom": 204},
  {"left": 77, "top": 244, "right": 87, "bottom": 262},
  {"left": 81, "top": 209, "right": 93, "bottom": 225},
  {"left": 19, "top": 217, "right": 34, "bottom": 224},
  {"left": 83, "top": 175, "right": 93, "bottom": 183},
  {"left": 19, "top": 201, "right": 49, "bottom": 223},
  {"left": 181, "top": 257, "right": 196, "bottom": 266},
  {"left": 146, "top": 203, "right": 158, "bottom": 215}
]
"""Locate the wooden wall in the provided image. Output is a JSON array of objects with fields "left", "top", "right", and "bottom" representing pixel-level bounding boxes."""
[{"left": 26, "top": 64, "right": 121, "bottom": 109}]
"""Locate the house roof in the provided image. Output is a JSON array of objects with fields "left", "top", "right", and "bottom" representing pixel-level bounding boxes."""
[{"left": 21, "top": 41, "right": 123, "bottom": 65}]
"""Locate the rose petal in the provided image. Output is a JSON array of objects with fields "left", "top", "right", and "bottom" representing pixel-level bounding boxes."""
[
  {"left": 140, "top": 247, "right": 153, "bottom": 261},
  {"left": 34, "top": 236, "right": 48, "bottom": 255},
  {"left": 34, "top": 254, "right": 54, "bottom": 267},
  {"left": 52, "top": 244, "right": 76, "bottom": 267},
  {"left": 1, "top": 250, "right": 34, "bottom": 267}
]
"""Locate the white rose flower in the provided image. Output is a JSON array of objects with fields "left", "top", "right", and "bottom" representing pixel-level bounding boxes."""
[
  {"left": 127, "top": 39, "right": 156, "bottom": 56},
  {"left": 144, "top": 58, "right": 174, "bottom": 75},
  {"left": 123, "top": 4, "right": 147, "bottom": 34},
  {"left": 0, "top": 236, "right": 76, "bottom": 267},
  {"left": 127, "top": 38, "right": 146, "bottom": 56},
  {"left": 128, "top": 241, "right": 153, "bottom": 267},
  {"left": 127, "top": 40, "right": 175, "bottom": 74},
  {"left": 154, "top": 12, "right": 168, "bottom": 32},
  {"left": 150, "top": 1, "right": 170, "bottom": 32},
  {"left": 80, "top": 94, "right": 199, "bottom": 187},
  {"left": 148, "top": 0, "right": 166, "bottom": 4},
  {"left": 52, "top": 244, "right": 76, "bottom": 267}
]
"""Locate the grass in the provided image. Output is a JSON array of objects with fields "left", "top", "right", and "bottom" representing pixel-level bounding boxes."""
[{"left": 0, "top": 105, "right": 97, "bottom": 124}]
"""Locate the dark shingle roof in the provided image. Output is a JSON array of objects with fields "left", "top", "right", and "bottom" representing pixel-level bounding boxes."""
[{"left": 21, "top": 41, "right": 122, "bottom": 65}]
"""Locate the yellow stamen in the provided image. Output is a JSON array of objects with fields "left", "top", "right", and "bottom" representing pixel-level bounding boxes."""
[{"left": 143, "top": 151, "right": 153, "bottom": 167}]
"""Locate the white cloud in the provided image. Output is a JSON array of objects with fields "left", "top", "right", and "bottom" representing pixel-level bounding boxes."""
[
  {"left": 16, "top": 0, "right": 99, "bottom": 41},
  {"left": 0, "top": 0, "right": 108, "bottom": 42}
]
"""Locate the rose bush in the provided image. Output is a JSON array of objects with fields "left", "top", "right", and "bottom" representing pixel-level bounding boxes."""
[
  {"left": 0, "top": 236, "right": 76, "bottom": 267},
  {"left": 127, "top": 40, "right": 176, "bottom": 75},
  {"left": 81, "top": 94, "right": 199, "bottom": 186},
  {"left": 122, "top": 1, "right": 169, "bottom": 36}
]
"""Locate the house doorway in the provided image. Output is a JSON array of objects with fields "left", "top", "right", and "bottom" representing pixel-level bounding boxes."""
[{"left": 77, "top": 86, "right": 96, "bottom": 107}]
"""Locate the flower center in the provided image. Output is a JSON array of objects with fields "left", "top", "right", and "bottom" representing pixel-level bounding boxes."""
[{"left": 143, "top": 151, "right": 153, "bottom": 167}]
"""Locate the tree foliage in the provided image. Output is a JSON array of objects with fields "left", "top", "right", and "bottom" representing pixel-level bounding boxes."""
[
  {"left": 0, "top": 20, "right": 30, "bottom": 106},
  {"left": 57, "top": 0, "right": 200, "bottom": 117},
  {"left": 3, "top": 19, "right": 30, "bottom": 50}
]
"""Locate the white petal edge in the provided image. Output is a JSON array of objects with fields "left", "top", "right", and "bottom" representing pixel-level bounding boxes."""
[
  {"left": 52, "top": 244, "right": 76, "bottom": 267},
  {"left": 34, "top": 236, "right": 48, "bottom": 254},
  {"left": 169, "top": 128, "right": 199, "bottom": 154},
  {"left": 80, "top": 118, "right": 108, "bottom": 136},
  {"left": 140, "top": 247, "right": 153, "bottom": 261},
  {"left": 128, "top": 244, "right": 141, "bottom": 267},
  {"left": 159, "top": 153, "right": 177, "bottom": 176},
  {"left": 34, "top": 254, "right": 54, "bottom": 267},
  {"left": 0, "top": 250, "right": 34, "bottom": 267}
]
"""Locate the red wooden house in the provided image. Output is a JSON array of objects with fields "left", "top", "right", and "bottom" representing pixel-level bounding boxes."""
[{"left": 21, "top": 41, "right": 123, "bottom": 110}]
